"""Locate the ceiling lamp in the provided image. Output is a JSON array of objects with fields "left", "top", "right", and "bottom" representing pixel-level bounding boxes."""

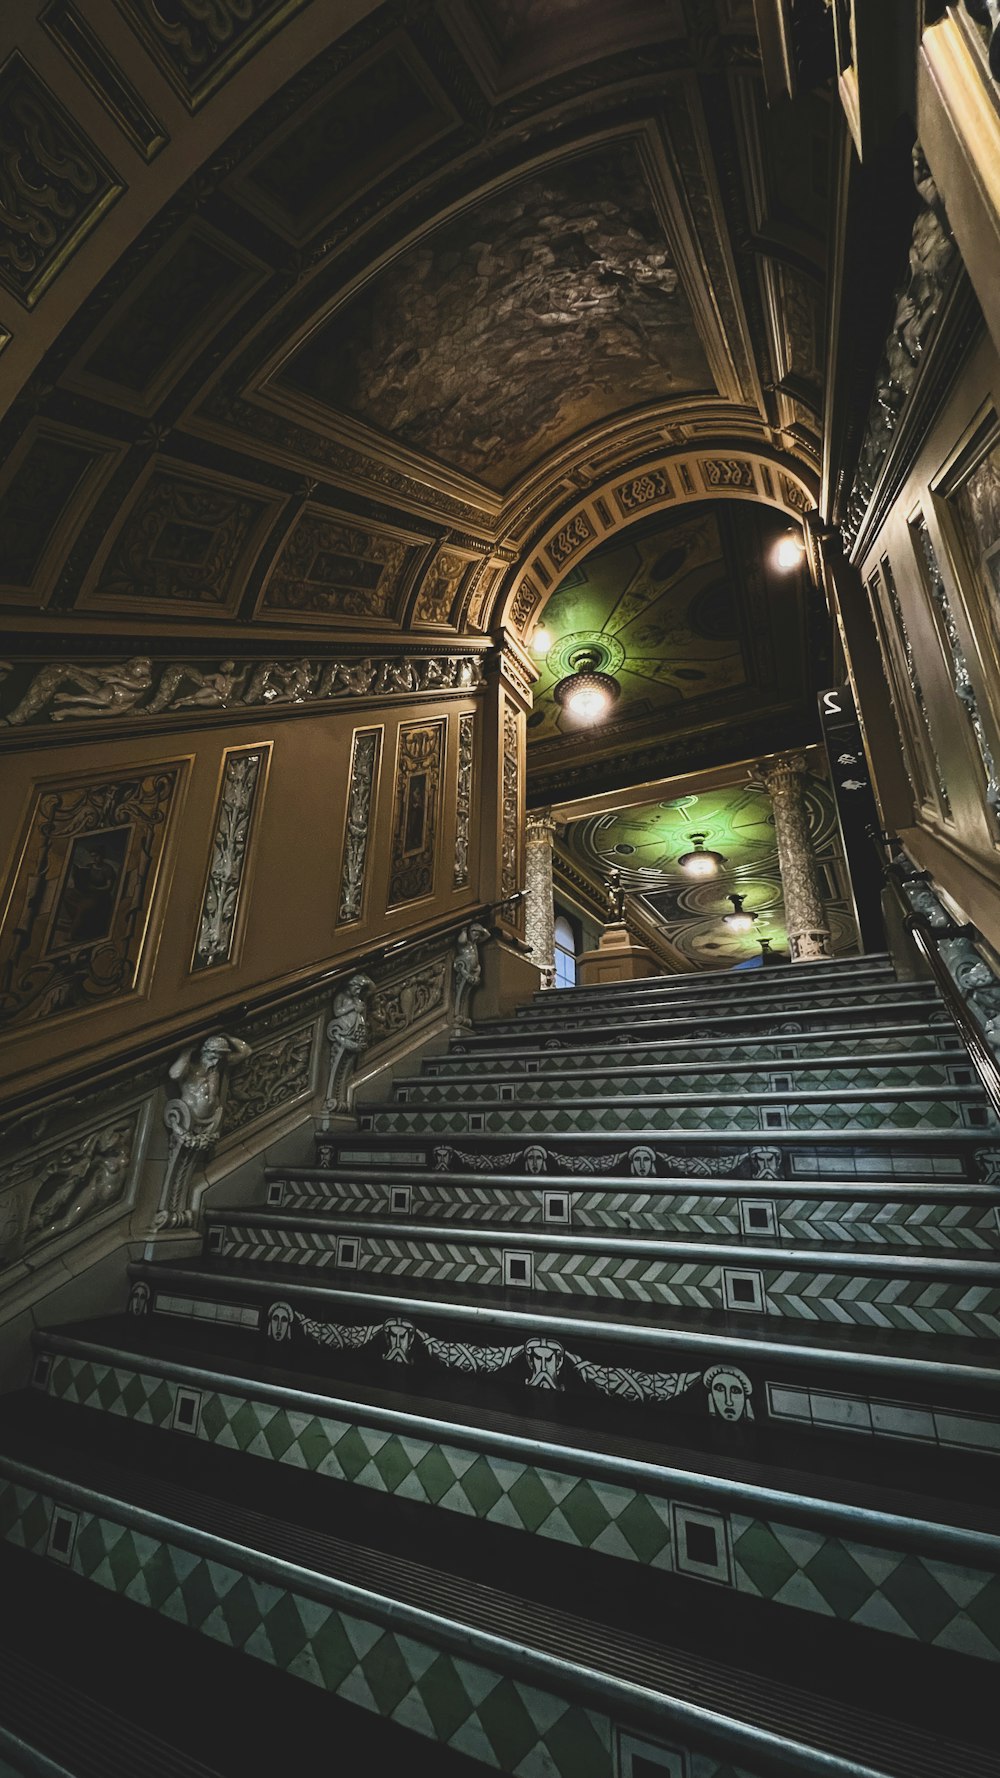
[
  {"left": 531, "top": 624, "right": 552, "bottom": 656},
  {"left": 723, "top": 892, "right": 757, "bottom": 933},
  {"left": 677, "top": 832, "right": 726, "bottom": 878},
  {"left": 552, "top": 646, "right": 621, "bottom": 725},
  {"left": 774, "top": 529, "right": 806, "bottom": 572}
]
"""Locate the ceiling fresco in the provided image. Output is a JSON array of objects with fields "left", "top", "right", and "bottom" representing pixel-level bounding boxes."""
[
  {"left": 279, "top": 142, "right": 715, "bottom": 491},
  {"left": 527, "top": 499, "right": 820, "bottom": 796},
  {"left": 561, "top": 777, "right": 857, "bottom": 969}
]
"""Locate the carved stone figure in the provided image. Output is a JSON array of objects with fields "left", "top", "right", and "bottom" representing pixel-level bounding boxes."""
[
  {"left": 27, "top": 1124, "right": 132, "bottom": 1241},
  {"left": 453, "top": 922, "right": 490, "bottom": 1028},
  {"left": 268, "top": 1301, "right": 294, "bottom": 1342},
  {"left": 4, "top": 658, "right": 154, "bottom": 726},
  {"left": 605, "top": 867, "right": 626, "bottom": 924},
  {"left": 704, "top": 1364, "right": 754, "bottom": 1422},
  {"left": 162, "top": 660, "right": 248, "bottom": 711},
  {"left": 243, "top": 660, "right": 316, "bottom": 705},
  {"left": 323, "top": 974, "right": 374, "bottom": 1114},
  {"left": 155, "top": 1033, "right": 251, "bottom": 1229}
]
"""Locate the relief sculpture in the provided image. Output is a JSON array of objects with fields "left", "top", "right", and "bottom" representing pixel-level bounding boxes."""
[
  {"left": 338, "top": 729, "right": 380, "bottom": 925},
  {"left": 194, "top": 746, "right": 268, "bottom": 971}
]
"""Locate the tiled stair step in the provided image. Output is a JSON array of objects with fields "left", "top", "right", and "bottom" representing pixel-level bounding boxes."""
[
  {"left": 125, "top": 1255, "right": 1000, "bottom": 1452},
  {"left": 359, "top": 1085, "right": 996, "bottom": 1138},
  {"left": 323, "top": 1126, "right": 998, "bottom": 1183},
  {"left": 428, "top": 1025, "right": 966, "bottom": 1076},
  {"left": 0, "top": 1407, "right": 996, "bottom": 1778},
  {"left": 496, "top": 978, "right": 938, "bottom": 1029},
  {"left": 28, "top": 1330, "right": 1000, "bottom": 1667},
  {"left": 264, "top": 1167, "right": 1000, "bottom": 1250},
  {"left": 458, "top": 998, "right": 951, "bottom": 1053},
  {"left": 0, "top": 1638, "right": 228, "bottom": 1778},
  {"left": 510, "top": 961, "right": 900, "bottom": 1021},
  {"left": 0, "top": 1524, "right": 493, "bottom": 1778},
  {"left": 393, "top": 1055, "right": 977, "bottom": 1107},
  {"left": 202, "top": 1212, "right": 1000, "bottom": 1341},
  {"left": 528, "top": 954, "right": 895, "bottom": 1004}
]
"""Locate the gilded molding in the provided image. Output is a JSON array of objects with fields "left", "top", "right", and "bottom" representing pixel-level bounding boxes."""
[
  {"left": 114, "top": 0, "right": 310, "bottom": 110},
  {"left": 40, "top": 2, "right": 168, "bottom": 161}
]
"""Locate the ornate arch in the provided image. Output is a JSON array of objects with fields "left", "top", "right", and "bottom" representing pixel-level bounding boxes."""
[{"left": 489, "top": 444, "right": 818, "bottom": 641}]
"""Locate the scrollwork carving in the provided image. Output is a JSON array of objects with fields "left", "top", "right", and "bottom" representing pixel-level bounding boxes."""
[
  {"left": 454, "top": 713, "right": 474, "bottom": 888},
  {"left": 338, "top": 729, "right": 380, "bottom": 925},
  {"left": 194, "top": 747, "right": 266, "bottom": 971}
]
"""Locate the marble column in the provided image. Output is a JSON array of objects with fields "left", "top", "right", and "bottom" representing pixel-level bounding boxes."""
[
  {"left": 525, "top": 810, "right": 557, "bottom": 988},
  {"left": 758, "top": 754, "right": 831, "bottom": 962}
]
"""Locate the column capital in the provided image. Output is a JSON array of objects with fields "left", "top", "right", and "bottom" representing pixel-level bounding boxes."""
[
  {"left": 757, "top": 751, "right": 809, "bottom": 788},
  {"left": 526, "top": 808, "right": 556, "bottom": 844}
]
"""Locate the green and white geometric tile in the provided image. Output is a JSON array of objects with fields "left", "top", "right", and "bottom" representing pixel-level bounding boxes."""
[
  {"left": 35, "top": 1353, "right": 1000, "bottom": 1658},
  {"left": 366, "top": 1095, "right": 987, "bottom": 1137},
  {"left": 428, "top": 1031, "right": 962, "bottom": 1076},
  {"left": 401, "top": 1062, "right": 965, "bottom": 1106},
  {"left": 0, "top": 1474, "right": 617, "bottom": 1778},
  {"left": 272, "top": 1179, "right": 1000, "bottom": 1250},
  {"left": 210, "top": 1223, "right": 1000, "bottom": 1338}
]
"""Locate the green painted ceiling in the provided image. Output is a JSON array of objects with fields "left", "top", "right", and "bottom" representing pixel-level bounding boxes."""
[
  {"left": 527, "top": 499, "right": 820, "bottom": 802},
  {"left": 561, "top": 778, "right": 858, "bottom": 968}
]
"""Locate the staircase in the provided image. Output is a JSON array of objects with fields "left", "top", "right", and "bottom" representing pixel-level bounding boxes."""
[{"left": 4, "top": 952, "right": 1000, "bottom": 1778}]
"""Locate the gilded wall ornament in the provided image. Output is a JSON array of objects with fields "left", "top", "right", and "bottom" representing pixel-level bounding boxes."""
[
  {"left": 500, "top": 705, "right": 521, "bottom": 901},
  {"left": 89, "top": 467, "right": 275, "bottom": 609},
  {"left": 338, "top": 729, "right": 380, "bottom": 925},
  {"left": 193, "top": 745, "right": 268, "bottom": 971},
  {"left": 0, "top": 764, "right": 184, "bottom": 1030},
  {"left": 0, "top": 54, "right": 122, "bottom": 307},
  {"left": 613, "top": 468, "right": 673, "bottom": 516},
  {"left": 387, "top": 720, "right": 446, "bottom": 907},
  {"left": 454, "top": 713, "right": 474, "bottom": 888},
  {"left": 412, "top": 547, "right": 468, "bottom": 625},
  {"left": 1, "top": 652, "right": 483, "bottom": 732}
]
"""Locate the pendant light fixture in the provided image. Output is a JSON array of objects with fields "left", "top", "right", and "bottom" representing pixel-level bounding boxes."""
[
  {"left": 552, "top": 645, "right": 621, "bottom": 725},
  {"left": 723, "top": 892, "right": 757, "bottom": 933},
  {"left": 677, "top": 832, "right": 726, "bottom": 877}
]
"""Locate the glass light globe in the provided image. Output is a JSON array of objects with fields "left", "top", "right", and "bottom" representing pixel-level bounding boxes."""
[
  {"left": 531, "top": 625, "right": 552, "bottom": 655},
  {"left": 725, "top": 911, "right": 755, "bottom": 932},
  {"left": 775, "top": 533, "right": 806, "bottom": 571},
  {"left": 565, "top": 682, "right": 610, "bottom": 721}
]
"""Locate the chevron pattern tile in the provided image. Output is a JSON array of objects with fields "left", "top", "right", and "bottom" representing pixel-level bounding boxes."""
[
  {"left": 273, "top": 1177, "right": 1000, "bottom": 1249},
  {"left": 36, "top": 1352, "right": 1000, "bottom": 1658},
  {"left": 0, "top": 1476, "right": 617, "bottom": 1778},
  {"left": 210, "top": 1222, "right": 1000, "bottom": 1338}
]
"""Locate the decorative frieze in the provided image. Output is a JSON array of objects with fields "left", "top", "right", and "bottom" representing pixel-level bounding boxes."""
[
  {"left": 613, "top": 468, "right": 674, "bottom": 515},
  {"left": 337, "top": 728, "right": 380, "bottom": 925},
  {"left": 701, "top": 458, "right": 754, "bottom": 490},
  {"left": 387, "top": 720, "right": 445, "bottom": 906},
  {"left": 546, "top": 511, "right": 594, "bottom": 570},
  {"left": 367, "top": 962, "right": 447, "bottom": 1045},
  {"left": 193, "top": 745, "right": 268, "bottom": 971},
  {"left": 453, "top": 712, "right": 474, "bottom": 888},
  {"left": 1, "top": 652, "right": 483, "bottom": 733},
  {"left": 500, "top": 705, "right": 521, "bottom": 901}
]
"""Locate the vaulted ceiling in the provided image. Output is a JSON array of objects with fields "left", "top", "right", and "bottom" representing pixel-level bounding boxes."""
[{"left": 0, "top": 0, "right": 833, "bottom": 779}]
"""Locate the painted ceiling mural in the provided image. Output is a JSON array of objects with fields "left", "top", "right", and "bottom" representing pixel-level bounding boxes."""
[
  {"left": 280, "top": 142, "right": 715, "bottom": 491},
  {"left": 562, "top": 778, "right": 857, "bottom": 970},
  {"left": 527, "top": 500, "right": 817, "bottom": 795}
]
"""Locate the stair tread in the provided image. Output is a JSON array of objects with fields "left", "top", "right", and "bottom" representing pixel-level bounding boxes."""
[
  {"left": 273, "top": 1162, "right": 998, "bottom": 1198},
  {"left": 131, "top": 1256, "right": 1000, "bottom": 1378},
  {"left": 2, "top": 1399, "right": 997, "bottom": 1778},
  {"left": 37, "top": 1319, "right": 1000, "bottom": 1523}
]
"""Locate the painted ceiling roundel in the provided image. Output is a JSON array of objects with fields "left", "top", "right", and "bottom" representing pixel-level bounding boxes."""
[{"left": 279, "top": 142, "right": 715, "bottom": 491}]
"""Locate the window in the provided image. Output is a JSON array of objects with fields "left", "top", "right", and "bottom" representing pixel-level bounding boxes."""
[{"left": 553, "top": 912, "right": 577, "bottom": 988}]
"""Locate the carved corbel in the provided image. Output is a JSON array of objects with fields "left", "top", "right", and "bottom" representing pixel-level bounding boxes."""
[
  {"left": 154, "top": 1033, "right": 250, "bottom": 1230},
  {"left": 323, "top": 974, "right": 374, "bottom": 1116},
  {"left": 453, "top": 923, "right": 490, "bottom": 1030}
]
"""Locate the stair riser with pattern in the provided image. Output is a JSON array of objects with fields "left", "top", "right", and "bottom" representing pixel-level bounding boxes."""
[
  {"left": 324, "top": 1131, "right": 999, "bottom": 1184},
  {"left": 462, "top": 1004, "right": 956, "bottom": 1054},
  {"left": 427, "top": 1029, "right": 965, "bottom": 1078},
  {"left": 124, "top": 1264, "right": 1000, "bottom": 1465},
  {"left": 264, "top": 1173, "right": 1000, "bottom": 1250},
  {"left": 394, "top": 1060, "right": 975, "bottom": 1107},
  {"left": 360, "top": 1090, "right": 996, "bottom": 1139},
  {"left": 539, "top": 957, "right": 895, "bottom": 1003},
  {"left": 31, "top": 1346, "right": 1000, "bottom": 1665},
  {"left": 501, "top": 982, "right": 937, "bottom": 1029},
  {"left": 203, "top": 1220, "right": 1000, "bottom": 1341}
]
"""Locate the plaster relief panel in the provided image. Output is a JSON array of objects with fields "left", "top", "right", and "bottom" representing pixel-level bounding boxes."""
[
  {"left": 387, "top": 719, "right": 446, "bottom": 907},
  {"left": 0, "top": 53, "right": 123, "bottom": 308},
  {"left": 221, "top": 1020, "right": 316, "bottom": 1137},
  {"left": 0, "top": 760, "right": 187, "bottom": 1032},
  {"left": 279, "top": 139, "right": 715, "bottom": 490},
  {"left": 114, "top": 0, "right": 310, "bottom": 109},
  {"left": 230, "top": 40, "right": 456, "bottom": 244},
  {"left": 259, "top": 507, "right": 421, "bottom": 623},
  {"left": 82, "top": 463, "right": 281, "bottom": 615},
  {"left": 951, "top": 425, "right": 1000, "bottom": 677},
  {"left": 454, "top": 712, "right": 475, "bottom": 888},
  {"left": 338, "top": 728, "right": 381, "bottom": 926},
  {"left": 411, "top": 546, "right": 471, "bottom": 626},
  {"left": 0, "top": 1101, "right": 147, "bottom": 1272},
  {"left": 192, "top": 744, "right": 270, "bottom": 973}
]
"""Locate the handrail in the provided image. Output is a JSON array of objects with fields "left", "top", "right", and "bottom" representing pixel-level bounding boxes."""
[
  {"left": 882, "top": 863, "right": 1000, "bottom": 1122},
  {"left": 0, "top": 892, "right": 525, "bottom": 1141}
]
